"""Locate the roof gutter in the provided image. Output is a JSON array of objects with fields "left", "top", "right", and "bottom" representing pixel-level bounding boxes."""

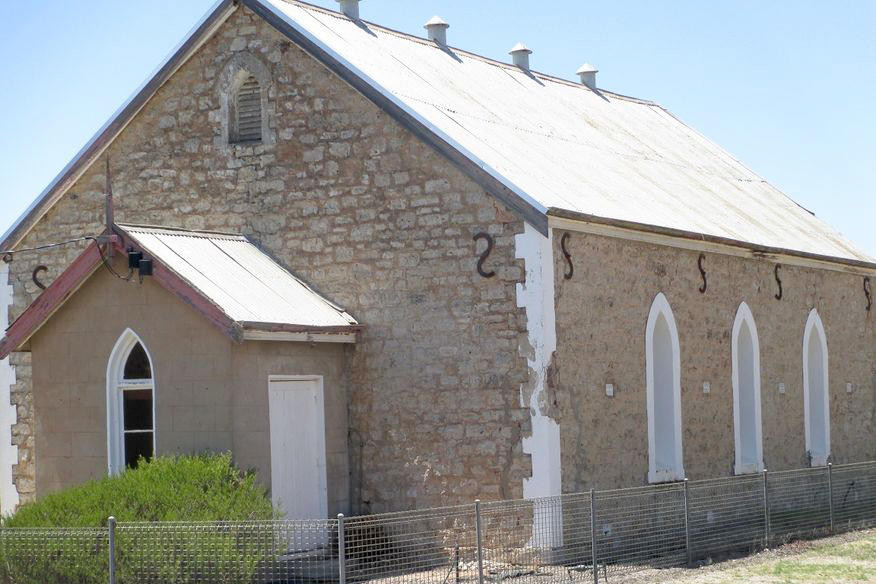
[
  {"left": 0, "top": 0, "right": 238, "bottom": 251},
  {"left": 548, "top": 208, "right": 876, "bottom": 275}
]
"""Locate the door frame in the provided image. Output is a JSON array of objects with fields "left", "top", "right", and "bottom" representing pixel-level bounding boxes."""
[{"left": 267, "top": 374, "right": 329, "bottom": 519}]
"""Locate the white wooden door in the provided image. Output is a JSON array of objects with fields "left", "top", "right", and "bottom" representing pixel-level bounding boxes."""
[{"left": 268, "top": 377, "right": 328, "bottom": 520}]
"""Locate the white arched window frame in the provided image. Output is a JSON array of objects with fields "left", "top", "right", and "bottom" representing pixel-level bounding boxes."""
[
  {"left": 106, "top": 329, "right": 156, "bottom": 475},
  {"left": 645, "top": 293, "right": 685, "bottom": 483},
  {"left": 731, "top": 302, "right": 764, "bottom": 475},
  {"left": 802, "top": 309, "right": 830, "bottom": 467}
]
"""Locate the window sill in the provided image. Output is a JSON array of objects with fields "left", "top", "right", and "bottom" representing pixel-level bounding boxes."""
[
  {"left": 648, "top": 468, "right": 685, "bottom": 484},
  {"left": 734, "top": 463, "right": 762, "bottom": 476}
]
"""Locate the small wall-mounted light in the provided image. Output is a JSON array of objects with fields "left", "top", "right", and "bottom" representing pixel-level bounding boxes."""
[
  {"left": 846, "top": 383, "right": 854, "bottom": 394},
  {"left": 128, "top": 249, "right": 153, "bottom": 282},
  {"left": 128, "top": 251, "right": 143, "bottom": 269},
  {"left": 703, "top": 382, "right": 711, "bottom": 395},
  {"left": 778, "top": 383, "right": 786, "bottom": 395},
  {"left": 605, "top": 384, "right": 615, "bottom": 397}
]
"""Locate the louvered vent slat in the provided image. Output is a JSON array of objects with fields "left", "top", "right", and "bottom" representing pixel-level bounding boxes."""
[{"left": 234, "top": 76, "right": 262, "bottom": 143}]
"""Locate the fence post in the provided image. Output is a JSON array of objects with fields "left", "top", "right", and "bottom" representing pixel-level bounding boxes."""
[
  {"left": 683, "top": 479, "right": 692, "bottom": 567},
  {"left": 827, "top": 463, "right": 834, "bottom": 533},
  {"left": 590, "top": 489, "right": 598, "bottom": 584},
  {"left": 475, "top": 500, "right": 484, "bottom": 584},
  {"left": 108, "top": 516, "right": 116, "bottom": 584},
  {"left": 338, "top": 514, "right": 346, "bottom": 584},
  {"left": 762, "top": 469, "right": 770, "bottom": 548}
]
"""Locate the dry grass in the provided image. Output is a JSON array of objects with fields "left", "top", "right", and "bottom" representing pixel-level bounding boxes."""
[{"left": 616, "top": 529, "right": 876, "bottom": 583}]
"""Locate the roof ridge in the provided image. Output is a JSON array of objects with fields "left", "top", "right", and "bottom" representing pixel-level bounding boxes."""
[
  {"left": 116, "top": 223, "right": 246, "bottom": 239},
  {"left": 274, "top": 0, "right": 657, "bottom": 105}
]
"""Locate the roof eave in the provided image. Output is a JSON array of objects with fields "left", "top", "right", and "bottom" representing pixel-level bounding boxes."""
[
  {"left": 0, "top": 0, "right": 238, "bottom": 251},
  {"left": 240, "top": 322, "right": 362, "bottom": 343},
  {"left": 548, "top": 208, "right": 876, "bottom": 274}
]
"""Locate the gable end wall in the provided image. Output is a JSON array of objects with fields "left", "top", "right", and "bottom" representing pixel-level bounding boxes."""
[{"left": 5, "top": 6, "right": 532, "bottom": 510}]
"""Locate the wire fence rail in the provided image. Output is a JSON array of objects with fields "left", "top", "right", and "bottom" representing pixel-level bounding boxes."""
[{"left": 0, "top": 461, "right": 873, "bottom": 584}]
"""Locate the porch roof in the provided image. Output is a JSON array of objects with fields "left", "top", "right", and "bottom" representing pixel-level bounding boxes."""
[{"left": 0, "top": 224, "right": 360, "bottom": 358}]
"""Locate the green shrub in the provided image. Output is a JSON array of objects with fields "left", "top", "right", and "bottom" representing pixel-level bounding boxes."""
[
  {"left": 5, "top": 452, "right": 275, "bottom": 527},
  {"left": 0, "top": 453, "right": 277, "bottom": 584}
]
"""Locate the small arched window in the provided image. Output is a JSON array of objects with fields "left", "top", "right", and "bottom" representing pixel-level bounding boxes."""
[
  {"left": 107, "top": 330, "right": 155, "bottom": 474},
  {"left": 645, "top": 293, "right": 684, "bottom": 483},
  {"left": 803, "top": 309, "right": 830, "bottom": 466},
  {"left": 230, "top": 75, "right": 262, "bottom": 144},
  {"left": 731, "top": 302, "right": 763, "bottom": 474}
]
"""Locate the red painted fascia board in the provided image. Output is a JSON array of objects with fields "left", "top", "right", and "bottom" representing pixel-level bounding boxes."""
[
  {"left": 0, "top": 234, "right": 245, "bottom": 359},
  {"left": 0, "top": 243, "right": 104, "bottom": 359},
  {"left": 239, "top": 321, "right": 363, "bottom": 334},
  {"left": 148, "top": 254, "right": 244, "bottom": 343}
]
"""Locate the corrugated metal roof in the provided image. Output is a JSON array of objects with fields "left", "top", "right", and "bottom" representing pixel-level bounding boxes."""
[
  {"left": 119, "top": 224, "right": 357, "bottom": 329},
  {"left": 261, "top": 0, "right": 871, "bottom": 262}
]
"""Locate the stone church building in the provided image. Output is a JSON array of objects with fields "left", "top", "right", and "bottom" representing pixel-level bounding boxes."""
[{"left": 0, "top": 0, "right": 873, "bottom": 518}]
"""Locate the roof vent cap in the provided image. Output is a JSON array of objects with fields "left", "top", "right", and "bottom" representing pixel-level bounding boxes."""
[
  {"left": 576, "top": 63, "right": 598, "bottom": 89},
  {"left": 336, "top": 0, "right": 361, "bottom": 19},
  {"left": 509, "top": 43, "right": 533, "bottom": 70},
  {"left": 424, "top": 16, "right": 449, "bottom": 45}
]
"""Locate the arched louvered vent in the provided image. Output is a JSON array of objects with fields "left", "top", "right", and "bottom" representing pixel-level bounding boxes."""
[{"left": 234, "top": 76, "right": 262, "bottom": 143}]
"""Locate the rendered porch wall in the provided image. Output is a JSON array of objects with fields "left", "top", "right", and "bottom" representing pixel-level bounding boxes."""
[{"left": 28, "top": 257, "right": 350, "bottom": 514}]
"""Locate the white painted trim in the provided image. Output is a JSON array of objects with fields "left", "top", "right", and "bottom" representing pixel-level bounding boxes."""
[
  {"left": 267, "top": 375, "right": 328, "bottom": 520},
  {"left": 106, "top": 329, "right": 157, "bottom": 475},
  {"left": 548, "top": 216, "right": 876, "bottom": 277},
  {"left": 514, "top": 224, "right": 562, "bottom": 547},
  {"left": 242, "top": 330, "right": 357, "bottom": 343},
  {"left": 0, "top": 263, "right": 19, "bottom": 513},
  {"left": 731, "top": 302, "right": 764, "bottom": 475},
  {"left": 802, "top": 309, "right": 830, "bottom": 467},
  {"left": 268, "top": 374, "right": 325, "bottom": 383},
  {"left": 645, "top": 293, "right": 684, "bottom": 483}
]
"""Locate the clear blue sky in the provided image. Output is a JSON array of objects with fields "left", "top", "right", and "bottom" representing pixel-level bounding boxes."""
[{"left": 1, "top": 1, "right": 874, "bottom": 255}]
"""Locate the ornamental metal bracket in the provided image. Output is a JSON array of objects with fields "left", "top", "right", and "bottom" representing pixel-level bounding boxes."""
[
  {"left": 865, "top": 276, "right": 872, "bottom": 312},
  {"left": 473, "top": 232, "right": 496, "bottom": 279},
  {"left": 561, "top": 233, "right": 573, "bottom": 280},
  {"left": 697, "top": 253, "right": 707, "bottom": 294},
  {"left": 774, "top": 264, "right": 783, "bottom": 301},
  {"left": 32, "top": 265, "right": 48, "bottom": 291}
]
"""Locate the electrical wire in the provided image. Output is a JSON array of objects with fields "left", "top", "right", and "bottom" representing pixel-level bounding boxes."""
[
  {"left": 0, "top": 237, "right": 95, "bottom": 258},
  {"left": 1, "top": 235, "right": 133, "bottom": 282},
  {"left": 95, "top": 241, "right": 134, "bottom": 282}
]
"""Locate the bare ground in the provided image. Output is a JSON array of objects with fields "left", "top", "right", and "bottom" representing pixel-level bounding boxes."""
[{"left": 615, "top": 529, "right": 876, "bottom": 583}]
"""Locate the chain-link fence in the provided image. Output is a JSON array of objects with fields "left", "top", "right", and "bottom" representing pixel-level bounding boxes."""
[{"left": 0, "top": 461, "right": 873, "bottom": 584}]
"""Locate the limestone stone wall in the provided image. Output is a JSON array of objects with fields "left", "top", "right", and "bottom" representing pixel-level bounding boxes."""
[
  {"left": 7, "top": 6, "right": 530, "bottom": 510},
  {"left": 552, "top": 229, "right": 876, "bottom": 492}
]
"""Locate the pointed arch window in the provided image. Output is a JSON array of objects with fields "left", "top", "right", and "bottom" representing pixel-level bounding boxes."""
[
  {"left": 731, "top": 302, "right": 764, "bottom": 474},
  {"left": 231, "top": 75, "right": 262, "bottom": 143},
  {"left": 803, "top": 309, "right": 830, "bottom": 467},
  {"left": 645, "top": 293, "right": 684, "bottom": 483},
  {"left": 107, "top": 330, "right": 155, "bottom": 474}
]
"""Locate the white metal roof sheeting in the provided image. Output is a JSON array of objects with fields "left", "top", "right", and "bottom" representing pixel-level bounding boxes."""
[
  {"left": 119, "top": 224, "right": 357, "bottom": 329},
  {"left": 263, "top": 0, "right": 870, "bottom": 262}
]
